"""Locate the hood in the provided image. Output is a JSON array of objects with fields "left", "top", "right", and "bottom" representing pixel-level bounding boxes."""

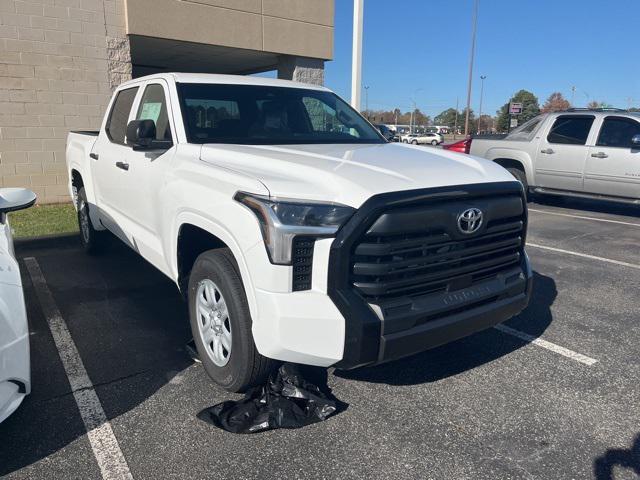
[{"left": 199, "top": 143, "right": 514, "bottom": 208}]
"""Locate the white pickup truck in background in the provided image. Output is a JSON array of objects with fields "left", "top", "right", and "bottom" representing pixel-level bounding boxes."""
[
  {"left": 469, "top": 109, "right": 640, "bottom": 203},
  {"left": 66, "top": 73, "right": 532, "bottom": 391}
]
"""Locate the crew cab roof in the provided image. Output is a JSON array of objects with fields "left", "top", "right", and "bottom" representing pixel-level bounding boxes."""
[{"left": 115, "top": 72, "right": 331, "bottom": 92}]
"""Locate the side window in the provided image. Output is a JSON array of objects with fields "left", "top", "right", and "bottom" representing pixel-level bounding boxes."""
[
  {"left": 596, "top": 117, "right": 640, "bottom": 148},
  {"left": 136, "top": 84, "right": 172, "bottom": 142},
  {"left": 547, "top": 116, "right": 594, "bottom": 145},
  {"left": 105, "top": 87, "right": 138, "bottom": 144}
]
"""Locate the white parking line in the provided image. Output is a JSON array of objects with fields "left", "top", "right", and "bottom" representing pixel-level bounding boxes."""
[
  {"left": 527, "top": 243, "right": 640, "bottom": 270},
  {"left": 529, "top": 208, "right": 640, "bottom": 227},
  {"left": 24, "top": 257, "right": 133, "bottom": 480},
  {"left": 494, "top": 324, "right": 598, "bottom": 366}
]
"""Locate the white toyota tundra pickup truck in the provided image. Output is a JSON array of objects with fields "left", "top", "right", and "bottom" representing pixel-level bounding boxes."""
[{"left": 66, "top": 73, "right": 532, "bottom": 391}]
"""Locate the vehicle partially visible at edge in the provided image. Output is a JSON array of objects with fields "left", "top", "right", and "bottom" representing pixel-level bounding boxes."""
[
  {"left": 0, "top": 188, "right": 36, "bottom": 423},
  {"left": 468, "top": 109, "right": 640, "bottom": 203}
]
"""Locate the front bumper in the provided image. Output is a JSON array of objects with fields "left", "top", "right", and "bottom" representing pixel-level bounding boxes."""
[{"left": 327, "top": 181, "right": 532, "bottom": 370}]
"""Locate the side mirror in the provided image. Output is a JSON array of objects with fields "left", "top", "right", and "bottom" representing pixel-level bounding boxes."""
[
  {"left": 0, "top": 188, "right": 36, "bottom": 224},
  {"left": 126, "top": 119, "right": 156, "bottom": 150},
  {"left": 631, "top": 134, "right": 640, "bottom": 148}
]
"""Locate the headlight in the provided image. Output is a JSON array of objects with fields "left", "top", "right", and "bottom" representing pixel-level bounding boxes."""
[{"left": 235, "top": 192, "right": 355, "bottom": 265}]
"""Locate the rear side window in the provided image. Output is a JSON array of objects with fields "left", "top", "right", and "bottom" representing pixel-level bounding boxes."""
[
  {"left": 105, "top": 87, "right": 138, "bottom": 144},
  {"left": 547, "top": 116, "right": 594, "bottom": 145},
  {"left": 596, "top": 116, "right": 640, "bottom": 148}
]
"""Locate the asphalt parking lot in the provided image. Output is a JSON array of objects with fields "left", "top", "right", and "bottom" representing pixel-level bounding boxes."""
[{"left": 1, "top": 196, "right": 639, "bottom": 480}]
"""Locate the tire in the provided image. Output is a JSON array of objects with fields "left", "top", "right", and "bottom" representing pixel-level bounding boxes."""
[
  {"left": 402, "top": 139, "right": 408, "bottom": 143},
  {"left": 506, "top": 167, "right": 530, "bottom": 201},
  {"left": 411, "top": 140, "right": 418, "bottom": 145},
  {"left": 188, "top": 248, "right": 275, "bottom": 392},
  {"left": 431, "top": 140, "right": 438, "bottom": 146},
  {"left": 76, "top": 187, "right": 107, "bottom": 254}
]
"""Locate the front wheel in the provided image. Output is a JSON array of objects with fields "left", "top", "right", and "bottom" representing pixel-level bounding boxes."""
[
  {"left": 431, "top": 140, "right": 438, "bottom": 145},
  {"left": 411, "top": 140, "right": 418, "bottom": 145},
  {"left": 188, "top": 248, "right": 275, "bottom": 392}
]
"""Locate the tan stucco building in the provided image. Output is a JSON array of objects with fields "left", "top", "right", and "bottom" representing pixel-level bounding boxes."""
[{"left": 0, "top": 0, "right": 334, "bottom": 203}]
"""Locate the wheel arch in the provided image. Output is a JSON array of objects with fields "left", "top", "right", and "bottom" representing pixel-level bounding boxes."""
[
  {"left": 173, "top": 213, "right": 258, "bottom": 321},
  {"left": 487, "top": 150, "right": 534, "bottom": 185}
]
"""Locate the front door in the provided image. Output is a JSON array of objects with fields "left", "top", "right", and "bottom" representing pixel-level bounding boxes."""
[
  {"left": 585, "top": 116, "right": 640, "bottom": 199},
  {"left": 121, "top": 81, "right": 176, "bottom": 271},
  {"left": 534, "top": 115, "right": 595, "bottom": 192}
]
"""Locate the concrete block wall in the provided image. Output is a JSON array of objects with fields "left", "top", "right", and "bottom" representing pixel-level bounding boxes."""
[{"left": 0, "top": 0, "right": 130, "bottom": 204}]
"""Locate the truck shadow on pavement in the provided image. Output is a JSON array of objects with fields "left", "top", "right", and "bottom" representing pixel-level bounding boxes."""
[
  {"left": 335, "top": 271, "right": 557, "bottom": 386},
  {"left": 593, "top": 433, "right": 640, "bottom": 480}
]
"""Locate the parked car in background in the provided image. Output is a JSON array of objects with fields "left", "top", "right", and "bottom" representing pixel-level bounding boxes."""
[
  {"left": 0, "top": 188, "right": 36, "bottom": 423},
  {"left": 402, "top": 132, "right": 444, "bottom": 145},
  {"left": 469, "top": 109, "right": 640, "bottom": 202},
  {"left": 66, "top": 73, "right": 531, "bottom": 392},
  {"left": 374, "top": 124, "right": 394, "bottom": 141}
]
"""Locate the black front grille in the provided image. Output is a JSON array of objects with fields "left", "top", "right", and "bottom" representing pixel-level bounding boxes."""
[
  {"left": 350, "top": 194, "right": 525, "bottom": 302},
  {"left": 291, "top": 237, "right": 315, "bottom": 291}
]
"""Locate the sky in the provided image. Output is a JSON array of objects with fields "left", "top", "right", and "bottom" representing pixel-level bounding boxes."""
[{"left": 319, "top": 0, "right": 640, "bottom": 119}]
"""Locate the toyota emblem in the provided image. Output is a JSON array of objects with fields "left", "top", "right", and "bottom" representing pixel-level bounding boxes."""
[{"left": 457, "top": 207, "right": 483, "bottom": 234}]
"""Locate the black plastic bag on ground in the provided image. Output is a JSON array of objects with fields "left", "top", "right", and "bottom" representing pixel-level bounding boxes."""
[{"left": 197, "top": 363, "right": 341, "bottom": 434}]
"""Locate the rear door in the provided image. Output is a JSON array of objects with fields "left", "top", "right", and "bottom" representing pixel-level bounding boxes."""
[
  {"left": 585, "top": 116, "right": 640, "bottom": 199},
  {"left": 535, "top": 115, "right": 595, "bottom": 192},
  {"left": 91, "top": 85, "right": 139, "bottom": 234}
]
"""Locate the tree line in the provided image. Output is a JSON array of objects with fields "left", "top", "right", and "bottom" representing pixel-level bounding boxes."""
[{"left": 363, "top": 91, "right": 636, "bottom": 133}]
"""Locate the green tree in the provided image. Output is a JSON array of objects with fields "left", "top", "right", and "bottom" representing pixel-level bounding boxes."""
[
  {"left": 496, "top": 90, "right": 540, "bottom": 132},
  {"left": 434, "top": 108, "right": 460, "bottom": 128}
]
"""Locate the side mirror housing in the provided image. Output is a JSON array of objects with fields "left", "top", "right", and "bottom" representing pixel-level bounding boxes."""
[
  {"left": 0, "top": 188, "right": 37, "bottom": 224},
  {"left": 631, "top": 134, "right": 640, "bottom": 148},
  {"left": 126, "top": 119, "right": 156, "bottom": 150}
]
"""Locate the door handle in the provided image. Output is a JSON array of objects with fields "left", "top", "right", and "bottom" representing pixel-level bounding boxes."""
[
  {"left": 115, "top": 161, "right": 129, "bottom": 171},
  {"left": 540, "top": 148, "right": 555, "bottom": 154},
  {"left": 89, "top": 153, "right": 99, "bottom": 160},
  {"left": 590, "top": 152, "right": 608, "bottom": 159}
]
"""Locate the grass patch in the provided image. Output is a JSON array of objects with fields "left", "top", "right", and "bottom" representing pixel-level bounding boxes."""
[{"left": 8, "top": 203, "right": 78, "bottom": 238}]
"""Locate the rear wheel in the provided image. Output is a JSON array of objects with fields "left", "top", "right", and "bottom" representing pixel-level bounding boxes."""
[
  {"left": 188, "top": 248, "right": 275, "bottom": 392},
  {"left": 506, "top": 167, "right": 530, "bottom": 201},
  {"left": 411, "top": 140, "right": 418, "bottom": 145},
  {"left": 76, "top": 187, "right": 106, "bottom": 254}
]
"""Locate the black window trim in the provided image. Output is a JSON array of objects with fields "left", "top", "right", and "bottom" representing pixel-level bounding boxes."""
[
  {"left": 546, "top": 114, "right": 595, "bottom": 146},
  {"left": 595, "top": 115, "right": 640, "bottom": 149},
  {"left": 105, "top": 86, "right": 139, "bottom": 146}
]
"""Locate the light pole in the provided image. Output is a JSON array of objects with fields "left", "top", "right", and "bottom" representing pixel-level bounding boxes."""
[
  {"left": 477, "top": 75, "right": 486, "bottom": 134},
  {"left": 453, "top": 96, "right": 459, "bottom": 140},
  {"left": 351, "top": 0, "right": 364, "bottom": 110},
  {"left": 364, "top": 85, "right": 369, "bottom": 117},
  {"left": 464, "top": 0, "right": 479, "bottom": 136},
  {"left": 410, "top": 88, "right": 423, "bottom": 133}
]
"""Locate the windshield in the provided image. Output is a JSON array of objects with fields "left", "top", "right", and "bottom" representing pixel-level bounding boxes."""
[
  {"left": 177, "top": 83, "right": 385, "bottom": 145},
  {"left": 505, "top": 115, "right": 544, "bottom": 141}
]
